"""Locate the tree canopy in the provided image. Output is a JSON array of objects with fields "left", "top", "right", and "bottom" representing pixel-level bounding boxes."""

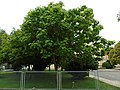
[{"left": 0, "top": 2, "right": 114, "bottom": 71}]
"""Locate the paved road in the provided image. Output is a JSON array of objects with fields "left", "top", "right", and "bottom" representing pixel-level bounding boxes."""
[{"left": 89, "top": 69, "right": 120, "bottom": 87}]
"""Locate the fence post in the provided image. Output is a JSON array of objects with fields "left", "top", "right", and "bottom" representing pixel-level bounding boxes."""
[
  {"left": 20, "top": 71, "right": 25, "bottom": 90},
  {"left": 57, "top": 71, "right": 62, "bottom": 90},
  {"left": 59, "top": 71, "right": 62, "bottom": 90},
  {"left": 57, "top": 72, "right": 59, "bottom": 90},
  {"left": 96, "top": 70, "right": 100, "bottom": 90}
]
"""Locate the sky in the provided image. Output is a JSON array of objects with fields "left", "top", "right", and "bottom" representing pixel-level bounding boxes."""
[{"left": 0, "top": 0, "right": 120, "bottom": 43}]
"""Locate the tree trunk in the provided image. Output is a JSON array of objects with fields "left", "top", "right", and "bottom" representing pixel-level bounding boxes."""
[
  {"left": 53, "top": 56, "right": 58, "bottom": 71},
  {"left": 28, "top": 65, "right": 30, "bottom": 71},
  {"left": 54, "top": 64, "right": 58, "bottom": 71},
  {"left": 49, "top": 64, "right": 50, "bottom": 71}
]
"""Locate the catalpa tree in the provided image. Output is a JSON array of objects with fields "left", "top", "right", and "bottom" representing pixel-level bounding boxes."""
[{"left": 0, "top": 2, "right": 114, "bottom": 71}]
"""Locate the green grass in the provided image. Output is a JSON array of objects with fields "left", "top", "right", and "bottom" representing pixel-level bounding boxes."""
[
  {"left": 62, "top": 73, "right": 95, "bottom": 89},
  {"left": 99, "top": 81, "right": 120, "bottom": 90},
  {"left": 0, "top": 71, "right": 120, "bottom": 90},
  {"left": 62, "top": 72, "right": 120, "bottom": 90},
  {"left": 0, "top": 72, "right": 21, "bottom": 88},
  {"left": 25, "top": 72, "right": 57, "bottom": 88}
]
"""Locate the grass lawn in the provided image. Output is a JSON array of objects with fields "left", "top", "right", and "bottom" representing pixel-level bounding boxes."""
[
  {"left": 0, "top": 72, "right": 21, "bottom": 88},
  {"left": 0, "top": 71, "right": 120, "bottom": 90}
]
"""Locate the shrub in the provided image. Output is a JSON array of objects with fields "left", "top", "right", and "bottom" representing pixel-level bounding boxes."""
[
  {"left": 65, "top": 60, "right": 89, "bottom": 79},
  {"left": 102, "top": 60, "right": 113, "bottom": 69}
]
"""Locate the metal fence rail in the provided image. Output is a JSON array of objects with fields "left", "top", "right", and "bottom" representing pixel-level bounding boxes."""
[{"left": 0, "top": 70, "right": 120, "bottom": 90}]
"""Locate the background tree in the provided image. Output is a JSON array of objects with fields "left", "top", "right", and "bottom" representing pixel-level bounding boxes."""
[
  {"left": 108, "top": 11, "right": 120, "bottom": 65},
  {"left": 0, "top": 28, "right": 6, "bottom": 45},
  {"left": 0, "top": 29, "right": 10, "bottom": 65},
  {"left": 109, "top": 41, "right": 120, "bottom": 65}
]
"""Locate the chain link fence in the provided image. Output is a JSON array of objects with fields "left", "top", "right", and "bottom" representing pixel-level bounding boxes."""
[{"left": 0, "top": 70, "right": 120, "bottom": 90}]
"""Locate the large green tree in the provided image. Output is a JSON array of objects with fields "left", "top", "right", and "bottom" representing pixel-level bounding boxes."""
[
  {"left": 20, "top": 2, "right": 114, "bottom": 70},
  {"left": 0, "top": 2, "right": 114, "bottom": 71}
]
